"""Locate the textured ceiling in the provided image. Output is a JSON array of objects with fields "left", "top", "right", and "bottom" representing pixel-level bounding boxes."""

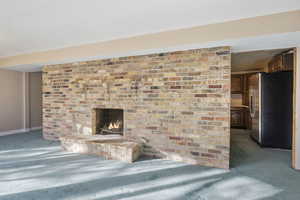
[{"left": 1, "top": 0, "right": 300, "bottom": 57}]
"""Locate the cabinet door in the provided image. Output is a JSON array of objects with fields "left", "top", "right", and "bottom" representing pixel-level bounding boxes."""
[
  {"left": 268, "top": 53, "right": 294, "bottom": 72},
  {"left": 268, "top": 55, "right": 283, "bottom": 73},
  {"left": 282, "top": 53, "right": 294, "bottom": 71},
  {"left": 231, "top": 109, "right": 245, "bottom": 128},
  {"left": 231, "top": 75, "right": 243, "bottom": 94},
  {"left": 231, "top": 110, "right": 242, "bottom": 127}
]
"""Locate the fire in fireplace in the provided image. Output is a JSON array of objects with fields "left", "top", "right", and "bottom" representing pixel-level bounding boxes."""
[{"left": 94, "top": 109, "right": 124, "bottom": 135}]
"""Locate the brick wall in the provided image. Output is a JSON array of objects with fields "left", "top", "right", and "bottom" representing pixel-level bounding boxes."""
[{"left": 43, "top": 47, "right": 231, "bottom": 168}]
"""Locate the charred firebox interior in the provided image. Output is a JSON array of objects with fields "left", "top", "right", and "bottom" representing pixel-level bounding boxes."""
[{"left": 94, "top": 108, "right": 124, "bottom": 135}]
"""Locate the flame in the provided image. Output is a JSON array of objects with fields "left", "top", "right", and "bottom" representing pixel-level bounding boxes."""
[{"left": 108, "top": 120, "right": 121, "bottom": 130}]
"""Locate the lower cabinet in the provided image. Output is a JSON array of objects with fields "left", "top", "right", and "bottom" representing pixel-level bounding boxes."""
[{"left": 231, "top": 107, "right": 248, "bottom": 128}]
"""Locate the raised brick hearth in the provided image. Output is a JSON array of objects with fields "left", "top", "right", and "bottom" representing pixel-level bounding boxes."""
[
  {"left": 60, "top": 135, "right": 141, "bottom": 163},
  {"left": 43, "top": 47, "right": 231, "bottom": 168}
]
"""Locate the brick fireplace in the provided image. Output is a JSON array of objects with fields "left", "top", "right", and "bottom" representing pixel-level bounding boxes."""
[{"left": 43, "top": 47, "right": 231, "bottom": 169}]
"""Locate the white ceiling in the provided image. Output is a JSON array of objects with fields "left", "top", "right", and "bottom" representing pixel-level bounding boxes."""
[{"left": 1, "top": 0, "right": 300, "bottom": 58}]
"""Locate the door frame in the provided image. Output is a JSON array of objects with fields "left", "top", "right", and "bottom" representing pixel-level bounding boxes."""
[{"left": 292, "top": 47, "right": 299, "bottom": 170}]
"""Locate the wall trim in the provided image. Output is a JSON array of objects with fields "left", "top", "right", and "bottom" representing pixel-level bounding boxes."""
[
  {"left": 23, "top": 72, "right": 26, "bottom": 129},
  {"left": 0, "top": 129, "right": 28, "bottom": 136},
  {"left": 23, "top": 72, "right": 30, "bottom": 129},
  {"left": 30, "top": 126, "right": 42, "bottom": 131},
  {"left": 293, "top": 47, "right": 300, "bottom": 170},
  {"left": 0, "top": 127, "right": 42, "bottom": 137}
]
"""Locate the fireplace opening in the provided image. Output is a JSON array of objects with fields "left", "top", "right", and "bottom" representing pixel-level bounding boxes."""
[{"left": 94, "top": 109, "right": 124, "bottom": 135}]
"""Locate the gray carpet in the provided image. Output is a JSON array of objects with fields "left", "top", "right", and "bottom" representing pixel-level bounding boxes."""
[{"left": 0, "top": 129, "right": 299, "bottom": 200}]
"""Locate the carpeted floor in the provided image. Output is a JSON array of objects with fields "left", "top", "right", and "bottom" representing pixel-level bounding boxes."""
[{"left": 0, "top": 129, "right": 299, "bottom": 200}]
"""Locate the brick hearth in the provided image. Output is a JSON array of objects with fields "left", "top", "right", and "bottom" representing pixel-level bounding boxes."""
[{"left": 60, "top": 135, "right": 141, "bottom": 163}]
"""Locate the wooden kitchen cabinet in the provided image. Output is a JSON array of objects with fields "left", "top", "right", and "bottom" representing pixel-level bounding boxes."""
[
  {"left": 231, "top": 74, "right": 250, "bottom": 129},
  {"left": 231, "top": 75, "right": 244, "bottom": 94},
  {"left": 268, "top": 52, "right": 294, "bottom": 73},
  {"left": 231, "top": 107, "right": 247, "bottom": 128}
]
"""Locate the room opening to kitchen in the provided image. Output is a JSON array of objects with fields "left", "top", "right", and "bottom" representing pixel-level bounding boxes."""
[{"left": 230, "top": 48, "right": 296, "bottom": 168}]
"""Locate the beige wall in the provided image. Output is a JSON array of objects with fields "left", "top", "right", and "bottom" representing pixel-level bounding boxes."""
[
  {"left": 0, "top": 69, "right": 24, "bottom": 132},
  {"left": 0, "top": 70, "right": 42, "bottom": 135},
  {"left": 29, "top": 72, "right": 42, "bottom": 128}
]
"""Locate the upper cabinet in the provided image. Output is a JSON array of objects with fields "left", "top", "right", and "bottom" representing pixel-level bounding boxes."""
[
  {"left": 231, "top": 75, "right": 244, "bottom": 94},
  {"left": 268, "top": 52, "right": 294, "bottom": 73}
]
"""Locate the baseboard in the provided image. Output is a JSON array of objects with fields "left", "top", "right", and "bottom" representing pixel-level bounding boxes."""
[
  {"left": 30, "top": 126, "right": 42, "bottom": 131},
  {"left": 0, "top": 129, "right": 28, "bottom": 136},
  {"left": 0, "top": 127, "right": 42, "bottom": 136}
]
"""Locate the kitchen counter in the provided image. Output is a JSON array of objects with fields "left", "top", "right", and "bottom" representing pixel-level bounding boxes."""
[{"left": 231, "top": 105, "right": 249, "bottom": 109}]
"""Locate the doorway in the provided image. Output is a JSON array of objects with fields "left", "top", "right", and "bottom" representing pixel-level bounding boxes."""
[{"left": 230, "top": 48, "right": 295, "bottom": 168}]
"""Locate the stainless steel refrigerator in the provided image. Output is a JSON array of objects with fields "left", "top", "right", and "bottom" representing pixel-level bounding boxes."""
[{"left": 249, "top": 72, "right": 293, "bottom": 149}]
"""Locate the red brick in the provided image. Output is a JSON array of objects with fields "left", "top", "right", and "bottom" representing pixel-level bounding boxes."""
[
  {"left": 209, "top": 85, "right": 222, "bottom": 88},
  {"left": 201, "top": 117, "right": 214, "bottom": 120},
  {"left": 195, "top": 94, "right": 207, "bottom": 97}
]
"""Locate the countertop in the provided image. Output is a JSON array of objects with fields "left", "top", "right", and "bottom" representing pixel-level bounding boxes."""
[{"left": 231, "top": 105, "right": 249, "bottom": 109}]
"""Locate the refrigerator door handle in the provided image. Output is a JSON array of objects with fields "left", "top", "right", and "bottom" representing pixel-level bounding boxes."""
[{"left": 250, "top": 95, "right": 254, "bottom": 118}]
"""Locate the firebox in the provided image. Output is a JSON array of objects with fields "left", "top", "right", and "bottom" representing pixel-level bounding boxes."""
[{"left": 93, "top": 108, "right": 124, "bottom": 135}]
